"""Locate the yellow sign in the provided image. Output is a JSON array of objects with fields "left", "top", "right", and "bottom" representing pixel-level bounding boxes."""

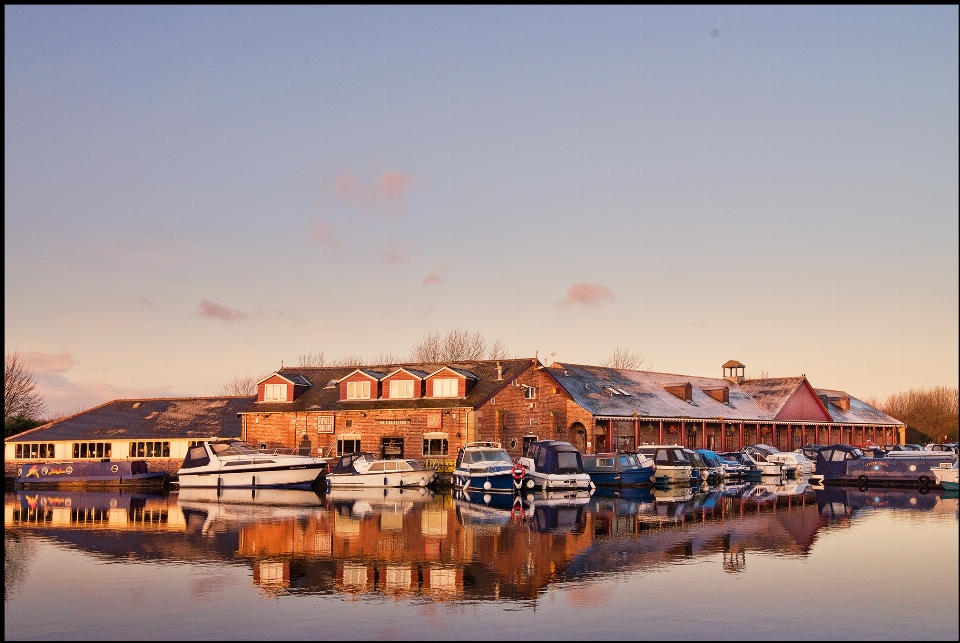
[{"left": 424, "top": 458, "right": 455, "bottom": 473}]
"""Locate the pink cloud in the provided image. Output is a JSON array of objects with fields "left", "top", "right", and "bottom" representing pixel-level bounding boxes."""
[
  {"left": 197, "top": 299, "right": 248, "bottom": 321},
  {"left": 383, "top": 243, "right": 419, "bottom": 264},
  {"left": 139, "top": 298, "right": 155, "bottom": 308},
  {"left": 422, "top": 260, "right": 451, "bottom": 286},
  {"left": 311, "top": 218, "right": 338, "bottom": 247},
  {"left": 559, "top": 282, "right": 616, "bottom": 308},
  {"left": 20, "top": 350, "right": 77, "bottom": 376},
  {"left": 334, "top": 168, "right": 413, "bottom": 214}
]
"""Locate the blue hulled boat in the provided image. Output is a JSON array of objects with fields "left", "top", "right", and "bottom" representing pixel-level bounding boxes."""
[
  {"left": 581, "top": 452, "right": 655, "bottom": 486},
  {"left": 453, "top": 442, "right": 535, "bottom": 493}
]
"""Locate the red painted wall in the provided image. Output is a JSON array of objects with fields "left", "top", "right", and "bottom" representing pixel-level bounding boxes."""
[{"left": 775, "top": 380, "right": 832, "bottom": 422}]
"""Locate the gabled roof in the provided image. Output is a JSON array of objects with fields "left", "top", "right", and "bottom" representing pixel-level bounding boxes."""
[
  {"left": 336, "top": 368, "right": 387, "bottom": 383},
  {"left": 255, "top": 372, "right": 311, "bottom": 387},
  {"left": 382, "top": 367, "right": 430, "bottom": 379},
  {"left": 6, "top": 396, "right": 252, "bottom": 442},
  {"left": 548, "top": 363, "right": 771, "bottom": 421},
  {"left": 737, "top": 378, "right": 807, "bottom": 417},
  {"left": 426, "top": 365, "right": 479, "bottom": 380},
  {"left": 814, "top": 388, "right": 903, "bottom": 426},
  {"left": 722, "top": 360, "right": 745, "bottom": 368},
  {"left": 243, "top": 358, "right": 534, "bottom": 413}
]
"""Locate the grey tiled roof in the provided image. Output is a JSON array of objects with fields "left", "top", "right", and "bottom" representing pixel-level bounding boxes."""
[
  {"left": 737, "top": 378, "right": 806, "bottom": 417},
  {"left": 814, "top": 388, "right": 903, "bottom": 425},
  {"left": 245, "top": 359, "right": 534, "bottom": 413},
  {"left": 6, "top": 397, "right": 253, "bottom": 442}
]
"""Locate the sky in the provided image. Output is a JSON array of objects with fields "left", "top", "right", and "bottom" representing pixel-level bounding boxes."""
[{"left": 5, "top": 6, "right": 958, "bottom": 416}]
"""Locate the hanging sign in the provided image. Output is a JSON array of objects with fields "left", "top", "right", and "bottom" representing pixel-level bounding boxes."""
[{"left": 426, "top": 412, "right": 442, "bottom": 429}]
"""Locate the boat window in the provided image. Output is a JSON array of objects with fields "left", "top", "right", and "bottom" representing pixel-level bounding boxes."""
[
  {"left": 596, "top": 458, "right": 614, "bottom": 467},
  {"left": 673, "top": 450, "right": 688, "bottom": 462},
  {"left": 211, "top": 443, "right": 245, "bottom": 457},
  {"left": 536, "top": 448, "right": 548, "bottom": 469},
  {"left": 478, "top": 450, "right": 512, "bottom": 463},
  {"left": 851, "top": 448, "right": 864, "bottom": 458},
  {"left": 180, "top": 445, "right": 211, "bottom": 469},
  {"left": 405, "top": 460, "right": 424, "bottom": 470},
  {"left": 655, "top": 450, "right": 670, "bottom": 463},
  {"left": 829, "top": 450, "right": 847, "bottom": 461},
  {"left": 368, "top": 462, "right": 385, "bottom": 472},
  {"left": 556, "top": 451, "right": 580, "bottom": 473}
]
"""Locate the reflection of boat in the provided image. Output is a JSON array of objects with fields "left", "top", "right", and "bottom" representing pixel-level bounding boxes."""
[
  {"left": 517, "top": 441, "right": 594, "bottom": 491},
  {"left": 176, "top": 486, "right": 325, "bottom": 507},
  {"left": 590, "top": 486, "right": 656, "bottom": 503},
  {"left": 525, "top": 491, "right": 590, "bottom": 533},
  {"left": 453, "top": 489, "right": 526, "bottom": 527},
  {"left": 814, "top": 486, "right": 940, "bottom": 517},
  {"left": 934, "top": 491, "right": 958, "bottom": 517},
  {"left": 651, "top": 485, "right": 694, "bottom": 503},
  {"left": 176, "top": 440, "right": 328, "bottom": 488},
  {"left": 452, "top": 441, "right": 534, "bottom": 492},
  {"left": 815, "top": 444, "right": 954, "bottom": 487},
  {"left": 14, "top": 460, "right": 167, "bottom": 489},
  {"left": 931, "top": 460, "right": 958, "bottom": 491},
  {"left": 325, "top": 452, "right": 436, "bottom": 488},
  {"left": 581, "top": 452, "right": 654, "bottom": 486}
]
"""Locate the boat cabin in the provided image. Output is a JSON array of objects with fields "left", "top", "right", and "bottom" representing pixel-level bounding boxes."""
[{"left": 524, "top": 440, "right": 585, "bottom": 475}]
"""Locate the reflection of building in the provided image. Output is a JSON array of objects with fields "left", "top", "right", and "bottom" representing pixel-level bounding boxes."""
[{"left": 8, "top": 486, "right": 888, "bottom": 601}]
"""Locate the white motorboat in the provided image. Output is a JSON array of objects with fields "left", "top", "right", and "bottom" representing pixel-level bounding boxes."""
[
  {"left": 516, "top": 440, "right": 594, "bottom": 492},
  {"left": 325, "top": 452, "right": 436, "bottom": 488},
  {"left": 746, "top": 445, "right": 807, "bottom": 476},
  {"left": 453, "top": 441, "right": 535, "bottom": 492},
  {"left": 637, "top": 445, "right": 695, "bottom": 483},
  {"left": 931, "top": 459, "right": 958, "bottom": 491},
  {"left": 175, "top": 440, "right": 329, "bottom": 489}
]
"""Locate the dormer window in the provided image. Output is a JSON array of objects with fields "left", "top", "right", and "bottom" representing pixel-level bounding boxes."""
[
  {"left": 264, "top": 384, "right": 288, "bottom": 402},
  {"left": 346, "top": 381, "right": 371, "bottom": 400},
  {"left": 389, "top": 380, "right": 414, "bottom": 398},
  {"left": 432, "top": 378, "right": 458, "bottom": 397}
]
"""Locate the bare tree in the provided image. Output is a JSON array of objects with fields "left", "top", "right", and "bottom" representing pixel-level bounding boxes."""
[
  {"left": 754, "top": 370, "right": 770, "bottom": 379},
  {"left": 600, "top": 346, "right": 647, "bottom": 370},
  {"left": 298, "top": 351, "right": 326, "bottom": 367},
  {"left": 410, "top": 328, "right": 505, "bottom": 362},
  {"left": 868, "top": 386, "right": 959, "bottom": 443},
  {"left": 4, "top": 351, "right": 47, "bottom": 424},
  {"left": 217, "top": 373, "right": 265, "bottom": 396}
]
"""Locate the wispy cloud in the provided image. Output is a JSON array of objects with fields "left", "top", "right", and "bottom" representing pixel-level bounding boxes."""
[
  {"left": 197, "top": 299, "right": 248, "bottom": 321},
  {"left": 383, "top": 243, "right": 419, "bottom": 264},
  {"left": 334, "top": 168, "right": 413, "bottom": 214},
  {"left": 20, "top": 350, "right": 77, "bottom": 376},
  {"left": 311, "top": 217, "right": 338, "bottom": 247},
  {"left": 422, "top": 261, "right": 451, "bottom": 286},
  {"left": 558, "top": 282, "right": 616, "bottom": 308}
]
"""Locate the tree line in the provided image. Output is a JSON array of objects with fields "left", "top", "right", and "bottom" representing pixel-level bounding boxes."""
[{"left": 867, "top": 386, "right": 959, "bottom": 444}]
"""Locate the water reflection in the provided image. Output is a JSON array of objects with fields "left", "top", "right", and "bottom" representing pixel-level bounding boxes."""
[{"left": 4, "top": 482, "right": 955, "bottom": 603}]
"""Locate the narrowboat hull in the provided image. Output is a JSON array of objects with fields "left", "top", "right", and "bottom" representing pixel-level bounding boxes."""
[
  {"left": 14, "top": 461, "right": 167, "bottom": 489},
  {"left": 818, "top": 456, "right": 955, "bottom": 487}
]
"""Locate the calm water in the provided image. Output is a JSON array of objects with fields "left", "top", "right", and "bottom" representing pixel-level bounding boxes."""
[{"left": 4, "top": 481, "right": 958, "bottom": 641}]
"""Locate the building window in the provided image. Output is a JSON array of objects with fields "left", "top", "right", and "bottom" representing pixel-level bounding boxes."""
[
  {"left": 523, "top": 436, "right": 538, "bottom": 454},
  {"left": 264, "top": 384, "right": 288, "bottom": 401},
  {"left": 525, "top": 386, "right": 537, "bottom": 400},
  {"left": 381, "top": 437, "right": 404, "bottom": 459},
  {"left": 336, "top": 437, "right": 361, "bottom": 456},
  {"left": 15, "top": 443, "right": 56, "bottom": 459},
  {"left": 389, "top": 379, "right": 414, "bottom": 398},
  {"left": 346, "top": 381, "right": 371, "bottom": 400},
  {"left": 128, "top": 442, "right": 170, "bottom": 458},
  {"left": 432, "top": 378, "right": 458, "bottom": 397},
  {"left": 72, "top": 442, "right": 113, "bottom": 459},
  {"left": 422, "top": 433, "right": 449, "bottom": 457}
]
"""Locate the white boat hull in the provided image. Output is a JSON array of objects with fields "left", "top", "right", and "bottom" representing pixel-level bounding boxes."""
[
  {"left": 177, "top": 465, "right": 326, "bottom": 488},
  {"left": 326, "top": 470, "right": 435, "bottom": 488}
]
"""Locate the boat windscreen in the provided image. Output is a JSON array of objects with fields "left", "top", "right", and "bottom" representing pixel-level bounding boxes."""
[
  {"left": 556, "top": 451, "right": 581, "bottom": 473},
  {"left": 466, "top": 450, "right": 512, "bottom": 464}
]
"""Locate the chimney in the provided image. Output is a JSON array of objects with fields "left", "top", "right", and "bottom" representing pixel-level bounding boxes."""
[{"left": 496, "top": 362, "right": 503, "bottom": 380}]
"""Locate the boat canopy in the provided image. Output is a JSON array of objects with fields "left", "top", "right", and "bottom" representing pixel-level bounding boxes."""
[
  {"left": 525, "top": 440, "right": 584, "bottom": 475},
  {"left": 329, "top": 452, "right": 377, "bottom": 475}
]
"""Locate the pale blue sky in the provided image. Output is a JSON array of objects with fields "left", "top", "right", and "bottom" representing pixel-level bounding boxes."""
[{"left": 6, "top": 6, "right": 958, "bottom": 415}]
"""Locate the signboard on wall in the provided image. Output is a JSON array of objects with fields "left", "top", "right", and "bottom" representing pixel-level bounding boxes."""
[
  {"left": 426, "top": 412, "right": 442, "bottom": 429},
  {"left": 317, "top": 416, "right": 334, "bottom": 434}
]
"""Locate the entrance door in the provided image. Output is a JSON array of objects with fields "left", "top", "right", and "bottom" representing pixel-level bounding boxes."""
[{"left": 570, "top": 422, "right": 587, "bottom": 452}]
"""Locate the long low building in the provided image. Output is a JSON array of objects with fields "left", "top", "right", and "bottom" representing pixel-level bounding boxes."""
[{"left": 4, "top": 359, "right": 904, "bottom": 474}]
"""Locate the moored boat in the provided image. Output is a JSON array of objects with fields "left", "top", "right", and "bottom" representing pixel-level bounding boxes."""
[
  {"left": 175, "top": 440, "right": 328, "bottom": 489},
  {"left": 636, "top": 445, "right": 694, "bottom": 484},
  {"left": 325, "top": 452, "right": 436, "bottom": 488},
  {"left": 815, "top": 444, "right": 955, "bottom": 487},
  {"left": 581, "top": 452, "right": 655, "bottom": 486},
  {"left": 452, "top": 441, "right": 534, "bottom": 492},
  {"left": 14, "top": 460, "right": 167, "bottom": 489},
  {"left": 931, "top": 460, "right": 958, "bottom": 491},
  {"left": 517, "top": 440, "right": 594, "bottom": 492}
]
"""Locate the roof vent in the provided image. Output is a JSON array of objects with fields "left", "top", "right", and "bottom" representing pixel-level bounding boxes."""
[{"left": 496, "top": 362, "right": 503, "bottom": 380}]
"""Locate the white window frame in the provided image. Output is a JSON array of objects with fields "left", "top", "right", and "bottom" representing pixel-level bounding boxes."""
[
  {"left": 346, "top": 380, "right": 371, "bottom": 400},
  {"left": 432, "top": 378, "right": 458, "bottom": 397},
  {"left": 525, "top": 386, "right": 537, "bottom": 400},
  {"left": 389, "top": 379, "right": 414, "bottom": 398},
  {"left": 264, "top": 383, "right": 288, "bottom": 401}
]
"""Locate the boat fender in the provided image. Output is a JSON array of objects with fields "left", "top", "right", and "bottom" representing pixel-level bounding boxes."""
[
  {"left": 857, "top": 475, "right": 868, "bottom": 485},
  {"left": 918, "top": 475, "right": 930, "bottom": 486},
  {"left": 483, "top": 480, "right": 492, "bottom": 491},
  {"left": 525, "top": 478, "right": 535, "bottom": 489}
]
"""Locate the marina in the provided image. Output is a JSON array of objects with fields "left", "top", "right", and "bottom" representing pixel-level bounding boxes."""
[{"left": 4, "top": 482, "right": 956, "bottom": 640}]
